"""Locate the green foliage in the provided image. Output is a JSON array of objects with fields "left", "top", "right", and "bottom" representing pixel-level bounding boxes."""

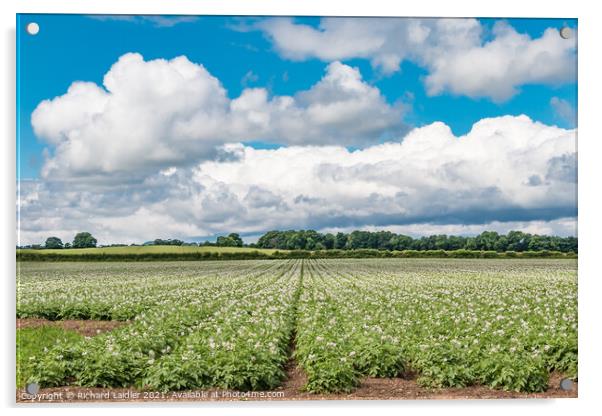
[
  {"left": 18, "top": 259, "right": 577, "bottom": 394},
  {"left": 72, "top": 232, "right": 97, "bottom": 249},
  {"left": 302, "top": 357, "right": 359, "bottom": 393},
  {"left": 17, "top": 326, "right": 83, "bottom": 387},
  {"left": 17, "top": 248, "right": 575, "bottom": 262},
  {"left": 23, "top": 261, "right": 301, "bottom": 391},
  {"left": 477, "top": 353, "right": 549, "bottom": 392},
  {"left": 354, "top": 341, "right": 405, "bottom": 377},
  {"left": 216, "top": 233, "right": 244, "bottom": 247},
  {"left": 44, "top": 236, "right": 63, "bottom": 249},
  {"left": 151, "top": 238, "right": 184, "bottom": 246},
  {"left": 256, "top": 229, "right": 578, "bottom": 253},
  {"left": 293, "top": 258, "right": 577, "bottom": 393}
]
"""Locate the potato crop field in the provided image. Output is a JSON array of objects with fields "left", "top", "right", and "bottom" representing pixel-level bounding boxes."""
[{"left": 16, "top": 259, "right": 577, "bottom": 399}]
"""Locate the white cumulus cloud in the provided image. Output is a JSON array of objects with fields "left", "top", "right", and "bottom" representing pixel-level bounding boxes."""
[
  {"left": 19, "top": 115, "right": 576, "bottom": 245},
  {"left": 259, "top": 18, "right": 577, "bottom": 101},
  {"left": 31, "top": 53, "right": 404, "bottom": 179}
]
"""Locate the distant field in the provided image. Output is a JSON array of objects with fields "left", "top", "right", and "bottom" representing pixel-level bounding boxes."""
[{"left": 17, "top": 245, "right": 285, "bottom": 255}]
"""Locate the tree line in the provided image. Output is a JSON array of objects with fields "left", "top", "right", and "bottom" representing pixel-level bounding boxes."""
[
  {"left": 20, "top": 229, "right": 577, "bottom": 254},
  {"left": 23, "top": 232, "right": 99, "bottom": 250},
  {"left": 255, "top": 230, "right": 577, "bottom": 253},
  {"left": 19, "top": 232, "right": 245, "bottom": 250}
]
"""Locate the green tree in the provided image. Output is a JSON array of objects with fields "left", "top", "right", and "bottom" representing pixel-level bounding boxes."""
[
  {"left": 528, "top": 235, "right": 547, "bottom": 251},
  {"left": 334, "top": 232, "right": 348, "bottom": 249},
  {"left": 252, "top": 229, "right": 576, "bottom": 253},
  {"left": 216, "top": 236, "right": 230, "bottom": 246},
  {"left": 434, "top": 235, "right": 449, "bottom": 250},
  {"left": 256, "top": 230, "right": 282, "bottom": 248},
  {"left": 72, "top": 232, "right": 97, "bottom": 248},
  {"left": 323, "top": 233, "right": 335, "bottom": 250},
  {"left": 447, "top": 235, "right": 466, "bottom": 250},
  {"left": 494, "top": 236, "right": 509, "bottom": 252},
  {"left": 227, "top": 233, "right": 243, "bottom": 247},
  {"left": 390, "top": 235, "right": 413, "bottom": 250},
  {"left": 475, "top": 231, "right": 499, "bottom": 251},
  {"left": 216, "top": 233, "right": 244, "bottom": 247},
  {"left": 153, "top": 238, "right": 184, "bottom": 246},
  {"left": 506, "top": 231, "right": 529, "bottom": 251},
  {"left": 464, "top": 237, "right": 477, "bottom": 250},
  {"left": 347, "top": 231, "right": 372, "bottom": 249},
  {"left": 44, "top": 236, "right": 63, "bottom": 249}
]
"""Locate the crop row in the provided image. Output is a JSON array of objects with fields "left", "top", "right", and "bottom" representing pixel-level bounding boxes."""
[
  {"left": 17, "top": 260, "right": 276, "bottom": 320},
  {"left": 20, "top": 258, "right": 577, "bottom": 393},
  {"left": 26, "top": 260, "right": 299, "bottom": 387},
  {"left": 295, "top": 259, "right": 577, "bottom": 392}
]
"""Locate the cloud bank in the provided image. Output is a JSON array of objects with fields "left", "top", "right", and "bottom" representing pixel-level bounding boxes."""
[
  {"left": 19, "top": 115, "right": 576, "bottom": 245},
  {"left": 259, "top": 18, "right": 577, "bottom": 101}
]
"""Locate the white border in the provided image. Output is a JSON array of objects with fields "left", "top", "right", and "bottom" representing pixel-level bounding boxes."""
[{"left": 2, "top": 1, "right": 601, "bottom": 415}]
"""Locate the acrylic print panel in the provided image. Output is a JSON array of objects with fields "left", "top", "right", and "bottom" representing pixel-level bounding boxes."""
[{"left": 16, "top": 14, "right": 578, "bottom": 403}]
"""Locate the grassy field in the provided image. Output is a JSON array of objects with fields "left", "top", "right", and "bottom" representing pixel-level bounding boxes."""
[
  {"left": 17, "top": 258, "right": 577, "bottom": 395},
  {"left": 17, "top": 245, "right": 285, "bottom": 255}
]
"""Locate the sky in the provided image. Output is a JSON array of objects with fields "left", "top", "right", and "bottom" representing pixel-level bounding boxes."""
[{"left": 16, "top": 14, "right": 578, "bottom": 245}]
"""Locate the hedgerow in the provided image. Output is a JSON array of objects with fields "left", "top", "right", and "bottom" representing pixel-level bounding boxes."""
[{"left": 17, "top": 249, "right": 576, "bottom": 262}]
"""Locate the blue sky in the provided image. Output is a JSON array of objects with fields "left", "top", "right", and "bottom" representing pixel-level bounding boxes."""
[
  {"left": 17, "top": 14, "right": 576, "bottom": 180},
  {"left": 16, "top": 15, "right": 578, "bottom": 244}
]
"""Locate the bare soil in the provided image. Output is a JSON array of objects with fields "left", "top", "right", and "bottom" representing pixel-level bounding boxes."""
[
  {"left": 17, "top": 318, "right": 127, "bottom": 337},
  {"left": 270, "top": 364, "right": 577, "bottom": 401},
  {"left": 16, "top": 369, "right": 577, "bottom": 403}
]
